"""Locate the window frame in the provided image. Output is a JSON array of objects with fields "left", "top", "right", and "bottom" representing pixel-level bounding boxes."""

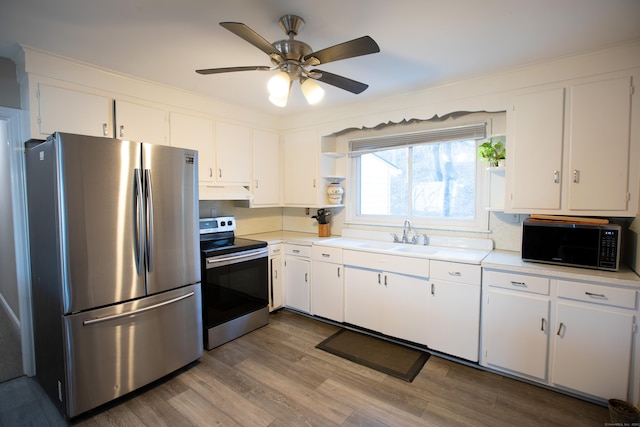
[{"left": 343, "top": 116, "right": 496, "bottom": 233}]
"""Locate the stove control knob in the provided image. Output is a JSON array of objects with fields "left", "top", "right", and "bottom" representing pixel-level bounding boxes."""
[{"left": 228, "top": 220, "right": 233, "bottom": 226}]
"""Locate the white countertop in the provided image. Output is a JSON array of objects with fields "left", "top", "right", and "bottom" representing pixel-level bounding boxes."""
[{"left": 483, "top": 250, "right": 640, "bottom": 288}]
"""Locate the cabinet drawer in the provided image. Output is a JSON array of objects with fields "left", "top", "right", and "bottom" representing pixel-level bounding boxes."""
[
  {"left": 431, "top": 260, "right": 480, "bottom": 285},
  {"left": 557, "top": 280, "right": 636, "bottom": 310},
  {"left": 285, "top": 244, "right": 311, "bottom": 258},
  {"left": 484, "top": 270, "right": 549, "bottom": 295},
  {"left": 269, "top": 244, "right": 282, "bottom": 256},
  {"left": 343, "top": 249, "right": 429, "bottom": 277},
  {"left": 312, "top": 245, "right": 343, "bottom": 263}
]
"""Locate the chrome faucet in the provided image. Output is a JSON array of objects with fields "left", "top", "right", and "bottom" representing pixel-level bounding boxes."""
[{"left": 402, "top": 219, "right": 411, "bottom": 243}]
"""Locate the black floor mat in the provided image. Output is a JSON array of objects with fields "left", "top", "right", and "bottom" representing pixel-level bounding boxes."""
[{"left": 316, "top": 329, "right": 430, "bottom": 382}]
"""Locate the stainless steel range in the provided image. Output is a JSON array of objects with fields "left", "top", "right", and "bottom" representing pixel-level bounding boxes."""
[{"left": 200, "top": 217, "right": 269, "bottom": 349}]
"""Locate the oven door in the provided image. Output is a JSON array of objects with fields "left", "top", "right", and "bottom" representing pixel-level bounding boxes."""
[{"left": 202, "top": 247, "right": 269, "bottom": 330}]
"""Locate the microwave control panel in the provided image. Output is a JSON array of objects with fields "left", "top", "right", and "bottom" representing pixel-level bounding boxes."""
[{"left": 599, "top": 229, "right": 619, "bottom": 269}]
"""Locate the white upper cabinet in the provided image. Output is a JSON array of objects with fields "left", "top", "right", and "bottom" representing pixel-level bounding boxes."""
[
  {"left": 283, "top": 128, "right": 319, "bottom": 206},
  {"left": 215, "top": 121, "right": 252, "bottom": 185},
  {"left": 251, "top": 129, "right": 281, "bottom": 206},
  {"left": 506, "top": 74, "right": 637, "bottom": 216},
  {"left": 37, "top": 84, "right": 112, "bottom": 138},
  {"left": 114, "top": 100, "right": 168, "bottom": 145},
  {"left": 169, "top": 111, "right": 215, "bottom": 182}
]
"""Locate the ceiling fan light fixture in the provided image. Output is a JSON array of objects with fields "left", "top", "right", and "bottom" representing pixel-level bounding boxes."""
[
  {"left": 267, "top": 71, "right": 290, "bottom": 98},
  {"left": 301, "top": 78, "right": 325, "bottom": 105}
]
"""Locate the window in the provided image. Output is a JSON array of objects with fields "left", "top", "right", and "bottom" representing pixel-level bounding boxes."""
[{"left": 348, "top": 121, "right": 489, "bottom": 231}]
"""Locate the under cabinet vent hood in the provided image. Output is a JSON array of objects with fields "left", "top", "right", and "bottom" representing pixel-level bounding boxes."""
[{"left": 199, "top": 184, "right": 254, "bottom": 201}]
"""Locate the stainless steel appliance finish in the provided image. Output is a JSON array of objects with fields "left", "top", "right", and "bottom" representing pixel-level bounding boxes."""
[
  {"left": 26, "top": 132, "right": 203, "bottom": 418},
  {"left": 200, "top": 217, "right": 269, "bottom": 350}
]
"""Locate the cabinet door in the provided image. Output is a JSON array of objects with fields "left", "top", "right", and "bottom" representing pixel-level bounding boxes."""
[
  {"left": 269, "top": 254, "right": 284, "bottom": 311},
  {"left": 344, "top": 267, "right": 384, "bottom": 332},
  {"left": 551, "top": 302, "right": 633, "bottom": 399},
  {"left": 384, "top": 273, "right": 428, "bottom": 345},
  {"left": 283, "top": 129, "right": 319, "bottom": 206},
  {"left": 169, "top": 112, "right": 215, "bottom": 182},
  {"left": 509, "top": 88, "right": 565, "bottom": 210},
  {"left": 216, "top": 122, "right": 252, "bottom": 184},
  {"left": 567, "top": 76, "right": 632, "bottom": 211},
  {"left": 427, "top": 280, "right": 480, "bottom": 361},
  {"left": 114, "top": 100, "right": 167, "bottom": 145},
  {"left": 483, "top": 289, "right": 549, "bottom": 380},
  {"left": 38, "top": 84, "right": 112, "bottom": 137},
  {"left": 284, "top": 257, "right": 310, "bottom": 313},
  {"left": 311, "top": 261, "right": 344, "bottom": 322},
  {"left": 252, "top": 130, "right": 281, "bottom": 206}
]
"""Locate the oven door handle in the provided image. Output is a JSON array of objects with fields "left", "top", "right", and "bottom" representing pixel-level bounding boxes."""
[{"left": 206, "top": 248, "right": 268, "bottom": 268}]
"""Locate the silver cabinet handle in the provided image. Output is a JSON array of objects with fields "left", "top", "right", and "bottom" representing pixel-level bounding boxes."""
[
  {"left": 378, "top": 273, "right": 381, "bottom": 284},
  {"left": 219, "top": 168, "right": 222, "bottom": 178},
  {"left": 384, "top": 275, "right": 388, "bottom": 287},
  {"left": 510, "top": 281, "right": 527, "bottom": 287},
  {"left": 83, "top": 292, "right": 194, "bottom": 325},
  {"left": 292, "top": 249, "right": 300, "bottom": 254},
  {"left": 102, "top": 123, "right": 108, "bottom": 136},
  {"left": 541, "top": 318, "right": 546, "bottom": 332},
  {"left": 255, "top": 179, "right": 259, "bottom": 189},
  {"left": 553, "top": 170, "right": 560, "bottom": 184},
  {"left": 322, "top": 253, "right": 330, "bottom": 257},
  {"left": 573, "top": 169, "right": 580, "bottom": 183},
  {"left": 585, "top": 291, "right": 606, "bottom": 298},
  {"left": 556, "top": 322, "right": 565, "bottom": 336},
  {"left": 431, "top": 283, "right": 435, "bottom": 296},
  {"left": 209, "top": 168, "right": 213, "bottom": 178},
  {"left": 448, "top": 271, "right": 461, "bottom": 276},
  {"left": 337, "top": 267, "right": 341, "bottom": 278},
  {"left": 119, "top": 125, "right": 124, "bottom": 137},
  {"left": 304, "top": 273, "right": 308, "bottom": 282}
]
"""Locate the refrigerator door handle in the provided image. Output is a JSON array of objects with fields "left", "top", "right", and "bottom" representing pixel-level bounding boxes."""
[
  {"left": 82, "top": 291, "right": 195, "bottom": 326},
  {"left": 144, "top": 169, "right": 154, "bottom": 272},
  {"left": 134, "top": 168, "right": 144, "bottom": 275}
]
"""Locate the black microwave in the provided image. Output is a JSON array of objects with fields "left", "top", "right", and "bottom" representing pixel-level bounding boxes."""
[{"left": 521, "top": 219, "right": 621, "bottom": 271}]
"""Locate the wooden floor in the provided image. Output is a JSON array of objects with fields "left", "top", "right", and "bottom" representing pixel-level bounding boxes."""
[{"left": 4, "top": 309, "right": 610, "bottom": 426}]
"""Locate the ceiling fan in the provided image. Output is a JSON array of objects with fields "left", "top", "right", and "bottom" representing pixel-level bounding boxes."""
[{"left": 196, "top": 14, "right": 380, "bottom": 107}]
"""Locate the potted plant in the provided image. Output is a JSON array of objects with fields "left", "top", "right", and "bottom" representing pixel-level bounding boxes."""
[{"left": 478, "top": 136, "right": 506, "bottom": 167}]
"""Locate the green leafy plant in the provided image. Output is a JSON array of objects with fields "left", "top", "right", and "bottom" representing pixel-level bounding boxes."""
[{"left": 478, "top": 136, "right": 506, "bottom": 167}]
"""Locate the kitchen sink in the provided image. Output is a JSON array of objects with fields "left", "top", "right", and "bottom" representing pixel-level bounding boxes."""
[{"left": 389, "top": 245, "right": 439, "bottom": 255}]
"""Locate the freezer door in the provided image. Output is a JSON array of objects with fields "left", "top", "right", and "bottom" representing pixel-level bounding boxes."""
[
  {"left": 62, "top": 284, "right": 203, "bottom": 418},
  {"left": 142, "top": 143, "right": 200, "bottom": 295},
  {"left": 53, "top": 133, "right": 147, "bottom": 313}
]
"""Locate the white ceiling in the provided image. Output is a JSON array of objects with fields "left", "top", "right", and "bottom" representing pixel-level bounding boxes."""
[{"left": 1, "top": 0, "right": 640, "bottom": 115}]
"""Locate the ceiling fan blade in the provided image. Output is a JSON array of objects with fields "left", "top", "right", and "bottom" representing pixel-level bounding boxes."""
[
  {"left": 196, "top": 66, "right": 271, "bottom": 75},
  {"left": 311, "top": 69, "right": 369, "bottom": 94},
  {"left": 220, "top": 22, "right": 282, "bottom": 57},
  {"left": 304, "top": 36, "right": 380, "bottom": 65}
]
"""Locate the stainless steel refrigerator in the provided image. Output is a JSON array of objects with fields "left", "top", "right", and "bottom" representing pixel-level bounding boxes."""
[{"left": 25, "top": 132, "right": 203, "bottom": 419}]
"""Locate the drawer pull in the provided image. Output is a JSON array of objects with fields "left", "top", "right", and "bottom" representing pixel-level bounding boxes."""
[
  {"left": 556, "top": 322, "right": 565, "bottom": 336},
  {"left": 448, "top": 271, "right": 462, "bottom": 276},
  {"left": 322, "top": 253, "right": 330, "bottom": 257},
  {"left": 292, "top": 249, "right": 300, "bottom": 254},
  {"left": 510, "top": 281, "right": 527, "bottom": 287},
  {"left": 585, "top": 291, "right": 606, "bottom": 299}
]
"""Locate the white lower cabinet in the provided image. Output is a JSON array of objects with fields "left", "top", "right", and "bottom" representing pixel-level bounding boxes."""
[
  {"left": 311, "top": 246, "right": 344, "bottom": 322},
  {"left": 343, "top": 249, "right": 429, "bottom": 346},
  {"left": 268, "top": 244, "right": 284, "bottom": 312},
  {"left": 482, "top": 267, "right": 638, "bottom": 402},
  {"left": 550, "top": 281, "right": 635, "bottom": 400},
  {"left": 427, "top": 261, "right": 481, "bottom": 362},
  {"left": 283, "top": 244, "right": 311, "bottom": 313},
  {"left": 483, "top": 288, "right": 550, "bottom": 380}
]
